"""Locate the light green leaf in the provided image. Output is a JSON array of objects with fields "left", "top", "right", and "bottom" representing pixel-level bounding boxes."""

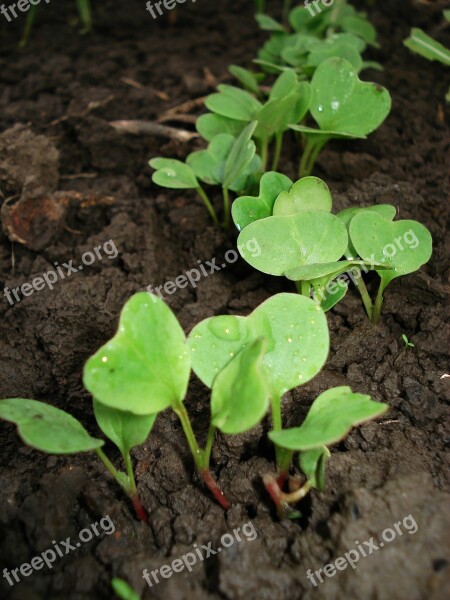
[
  {"left": 404, "top": 28, "right": 450, "bottom": 67},
  {"left": 111, "top": 578, "right": 141, "bottom": 600},
  {"left": 285, "top": 259, "right": 387, "bottom": 282},
  {"left": 232, "top": 171, "right": 292, "bottom": 231},
  {"left": 229, "top": 65, "right": 261, "bottom": 96},
  {"left": 349, "top": 212, "right": 433, "bottom": 288},
  {"left": 300, "top": 446, "right": 330, "bottom": 491},
  {"left": 205, "top": 85, "right": 262, "bottom": 121},
  {"left": 187, "top": 134, "right": 234, "bottom": 185},
  {"left": 196, "top": 113, "right": 244, "bottom": 142},
  {"left": 269, "top": 386, "right": 388, "bottom": 450},
  {"left": 188, "top": 293, "right": 329, "bottom": 398},
  {"left": 223, "top": 122, "right": 258, "bottom": 188},
  {"left": 83, "top": 293, "right": 191, "bottom": 415},
  {"left": 0, "top": 399, "right": 104, "bottom": 454},
  {"left": 272, "top": 176, "right": 332, "bottom": 216},
  {"left": 256, "top": 13, "right": 286, "bottom": 32},
  {"left": 93, "top": 400, "right": 157, "bottom": 459},
  {"left": 211, "top": 338, "right": 269, "bottom": 434},
  {"left": 150, "top": 158, "right": 199, "bottom": 190},
  {"left": 291, "top": 57, "right": 391, "bottom": 138},
  {"left": 337, "top": 204, "right": 397, "bottom": 259},
  {"left": 238, "top": 211, "right": 348, "bottom": 276}
]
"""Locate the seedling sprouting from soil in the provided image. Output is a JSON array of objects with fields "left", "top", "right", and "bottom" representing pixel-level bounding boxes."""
[
  {"left": 150, "top": 122, "right": 261, "bottom": 229},
  {"left": 0, "top": 398, "right": 154, "bottom": 522},
  {"left": 235, "top": 175, "right": 432, "bottom": 320},
  {"left": 188, "top": 294, "right": 387, "bottom": 517},
  {"left": 290, "top": 57, "right": 391, "bottom": 176},
  {"left": 265, "top": 387, "right": 388, "bottom": 516},
  {"left": 201, "top": 69, "right": 311, "bottom": 170},
  {"left": 112, "top": 578, "right": 141, "bottom": 600},
  {"left": 402, "top": 334, "right": 414, "bottom": 349}
]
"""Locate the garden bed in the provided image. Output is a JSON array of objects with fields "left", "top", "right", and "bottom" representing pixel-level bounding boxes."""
[{"left": 0, "top": 0, "right": 449, "bottom": 599}]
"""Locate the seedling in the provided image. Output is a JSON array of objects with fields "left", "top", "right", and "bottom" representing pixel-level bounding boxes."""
[
  {"left": 0, "top": 398, "right": 155, "bottom": 522},
  {"left": 188, "top": 296, "right": 387, "bottom": 517},
  {"left": 201, "top": 69, "right": 311, "bottom": 170},
  {"left": 404, "top": 11, "right": 450, "bottom": 102},
  {"left": 402, "top": 334, "right": 414, "bottom": 349},
  {"left": 150, "top": 122, "right": 261, "bottom": 229},
  {"left": 112, "top": 578, "right": 141, "bottom": 600},
  {"left": 265, "top": 386, "right": 388, "bottom": 515},
  {"left": 83, "top": 292, "right": 276, "bottom": 509},
  {"left": 290, "top": 57, "right": 391, "bottom": 176},
  {"left": 234, "top": 174, "right": 431, "bottom": 319}
]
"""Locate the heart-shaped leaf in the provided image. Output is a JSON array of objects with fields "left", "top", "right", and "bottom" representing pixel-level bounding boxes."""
[
  {"left": 272, "top": 176, "right": 332, "bottom": 216},
  {"left": 349, "top": 212, "right": 433, "bottom": 287},
  {"left": 211, "top": 338, "right": 270, "bottom": 434},
  {"left": 93, "top": 399, "right": 157, "bottom": 459},
  {"left": 150, "top": 158, "right": 199, "bottom": 190},
  {"left": 238, "top": 211, "right": 348, "bottom": 276},
  {"left": 299, "top": 446, "right": 330, "bottom": 491},
  {"left": 196, "top": 113, "right": 245, "bottom": 142},
  {"left": 269, "top": 386, "right": 388, "bottom": 450},
  {"left": 0, "top": 398, "right": 104, "bottom": 454},
  {"left": 188, "top": 293, "right": 329, "bottom": 398},
  {"left": 205, "top": 85, "right": 262, "bottom": 122},
  {"left": 83, "top": 293, "right": 191, "bottom": 415},
  {"left": 290, "top": 57, "right": 391, "bottom": 138},
  {"left": 337, "top": 204, "right": 397, "bottom": 259},
  {"left": 232, "top": 171, "right": 293, "bottom": 231}
]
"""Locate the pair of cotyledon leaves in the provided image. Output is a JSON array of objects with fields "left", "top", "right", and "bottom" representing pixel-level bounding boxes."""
[
  {"left": 233, "top": 171, "right": 432, "bottom": 294},
  {"left": 150, "top": 122, "right": 260, "bottom": 193},
  {"left": 0, "top": 293, "right": 387, "bottom": 457}
]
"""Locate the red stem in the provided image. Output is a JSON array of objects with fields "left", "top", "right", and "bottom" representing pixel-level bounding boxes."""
[
  {"left": 276, "top": 471, "right": 288, "bottom": 489},
  {"left": 200, "top": 470, "right": 231, "bottom": 510},
  {"left": 131, "top": 494, "right": 149, "bottom": 523}
]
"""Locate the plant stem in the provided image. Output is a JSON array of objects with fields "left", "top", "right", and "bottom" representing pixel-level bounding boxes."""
[
  {"left": 173, "top": 404, "right": 231, "bottom": 509},
  {"left": 354, "top": 276, "right": 373, "bottom": 320},
  {"left": 196, "top": 187, "right": 220, "bottom": 227},
  {"left": 372, "top": 279, "right": 386, "bottom": 324},
  {"left": 270, "top": 395, "right": 289, "bottom": 476},
  {"left": 222, "top": 187, "right": 231, "bottom": 230},
  {"left": 95, "top": 448, "right": 148, "bottom": 522},
  {"left": 272, "top": 132, "right": 284, "bottom": 171},
  {"left": 76, "top": 0, "right": 92, "bottom": 33},
  {"left": 262, "top": 474, "right": 301, "bottom": 519},
  {"left": 260, "top": 139, "right": 269, "bottom": 172},
  {"left": 281, "top": 481, "right": 311, "bottom": 504}
]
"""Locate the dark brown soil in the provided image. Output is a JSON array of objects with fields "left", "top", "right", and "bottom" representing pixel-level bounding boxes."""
[{"left": 0, "top": 1, "right": 449, "bottom": 599}]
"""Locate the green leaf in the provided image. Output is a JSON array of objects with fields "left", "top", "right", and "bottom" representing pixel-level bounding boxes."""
[
  {"left": 223, "top": 122, "right": 258, "bottom": 188},
  {"left": 272, "top": 176, "right": 332, "bottom": 216},
  {"left": 404, "top": 28, "right": 450, "bottom": 67},
  {"left": 229, "top": 65, "right": 261, "bottom": 96},
  {"left": 349, "top": 212, "right": 433, "bottom": 288},
  {"left": 299, "top": 446, "right": 330, "bottom": 491},
  {"left": 306, "top": 34, "right": 365, "bottom": 73},
  {"left": 269, "top": 69, "right": 299, "bottom": 100},
  {"left": 196, "top": 113, "right": 245, "bottom": 142},
  {"left": 337, "top": 204, "right": 397, "bottom": 259},
  {"left": 187, "top": 134, "right": 234, "bottom": 185},
  {"left": 237, "top": 211, "right": 348, "bottom": 276},
  {"left": 318, "top": 280, "right": 348, "bottom": 312},
  {"left": 188, "top": 293, "right": 329, "bottom": 398},
  {"left": 342, "top": 15, "right": 378, "bottom": 47},
  {"left": 83, "top": 293, "right": 191, "bottom": 415},
  {"left": 0, "top": 399, "right": 104, "bottom": 454},
  {"left": 93, "top": 400, "right": 157, "bottom": 459},
  {"left": 149, "top": 158, "right": 199, "bottom": 190},
  {"left": 205, "top": 85, "right": 262, "bottom": 121},
  {"left": 285, "top": 259, "right": 388, "bottom": 282},
  {"left": 269, "top": 386, "right": 388, "bottom": 450},
  {"left": 211, "top": 338, "right": 270, "bottom": 434},
  {"left": 291, "top": 57, "right": 391, "bottom": 138},
  {"left": 111, "top": 578, "right": 141, "bottom": 600},
  {"left": 256, "top": 13, "right": 286, "bottom": 32},
  {"left": 232, "top": 171, "right": 293, "bottom": 231}
]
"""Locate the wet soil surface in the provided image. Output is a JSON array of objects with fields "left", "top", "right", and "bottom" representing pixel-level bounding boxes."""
[{"left": 0, "top": 0, "right": 449, "bottom": 599}]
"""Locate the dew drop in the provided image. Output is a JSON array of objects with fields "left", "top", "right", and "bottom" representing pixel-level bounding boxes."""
[{"left": 101, "top": 356, "right": 108, "bottom": 363}]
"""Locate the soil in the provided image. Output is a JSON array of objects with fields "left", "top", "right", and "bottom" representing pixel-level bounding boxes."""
[{"left": 0, "top": 1, "right": 449, "bottom": 599}]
